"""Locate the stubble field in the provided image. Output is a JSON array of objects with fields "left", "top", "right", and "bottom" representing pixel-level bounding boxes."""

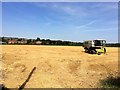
[{"left": 0, "top": 45, "right": 119, "bottom": 88}]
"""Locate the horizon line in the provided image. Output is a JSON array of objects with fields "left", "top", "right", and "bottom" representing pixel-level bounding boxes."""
[{"left": 1, "top": 36, "right": 119, "bottom": 43}]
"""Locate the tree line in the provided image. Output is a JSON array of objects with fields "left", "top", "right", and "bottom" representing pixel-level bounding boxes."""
[
  {"left": 1, "top": 37, "right": 120, "bottom": 47},
  {"left": 0, "top": 37, "right": 83, "bottom": 46},
  {"left": 106, "top": 43, "right": 120, "bottom": 47}
]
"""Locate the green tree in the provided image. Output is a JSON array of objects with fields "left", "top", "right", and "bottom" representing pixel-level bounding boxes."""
[
  {"left": 2, "top": 37, "right": 6, "bottom": 42},
  {"left": 36, "top": 37, "right": 40, "bottom": 41}
]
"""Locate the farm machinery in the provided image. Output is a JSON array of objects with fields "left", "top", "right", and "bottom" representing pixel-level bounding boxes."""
[{"left": 83, "top": 39, "right": 106, "bottom": 55}]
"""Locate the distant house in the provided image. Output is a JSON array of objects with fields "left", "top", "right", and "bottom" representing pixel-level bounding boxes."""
[
  {"left": 8, "top": 40, "right": 17, "bottom": 44},
  {"left": 0, "top": 41, "right": 6, "bottom": 44},
  {"left": 17, "top": 39, "right": 27, "bottom": 44},
  {"left": 36, "top": 41, "right": 42, "bottom": 45}
]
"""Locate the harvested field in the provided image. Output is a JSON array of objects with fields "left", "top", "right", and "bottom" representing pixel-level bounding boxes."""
[{"left": 0, "top": 45, "right": 119, "bottom": 88}]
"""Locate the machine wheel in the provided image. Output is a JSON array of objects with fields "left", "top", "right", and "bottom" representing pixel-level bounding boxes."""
[
  {"left": 93, "top": 50, "right": 97, "bottom": 54},
  {"left": 85, "top": 49, "right": 88, "bottom": 53},
  {"left": 104, "top": 48, "right": 106, "bottom": 54},
  {"left": 98, "top": 52, "right": 101, "bottom": 55},
  {"left": 84, "top": 47, "right": 89, "bottom": 53},
  {"left": 90, "top": 50, "right": 96, "bottom": 54}
]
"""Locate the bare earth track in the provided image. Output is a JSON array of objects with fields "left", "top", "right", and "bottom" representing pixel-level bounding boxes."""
[{"left": 0, "top": 45, "right": 119, "bottom": 88}]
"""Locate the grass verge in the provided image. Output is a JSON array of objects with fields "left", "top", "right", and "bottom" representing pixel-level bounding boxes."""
[{"left": 100, "top": 75, "right": 120, "bottom": 88}]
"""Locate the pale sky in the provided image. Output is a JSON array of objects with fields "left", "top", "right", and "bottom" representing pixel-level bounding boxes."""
[{"left": 2, "top": 2, "right": 118, "bottom": 42}]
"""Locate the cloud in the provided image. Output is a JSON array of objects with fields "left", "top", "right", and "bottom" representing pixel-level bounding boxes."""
[
  {"left": 53, "top": 4, "right": 86, "bottom": 16},
  {"left": 82, "top": 28, "right": 118, "bottom": 32},
  {"left": 33, "top": 2, "right": 118, "bottom": 20},
  {"left": 59, "top": 6, "right": 78, "bottom": 15},
  {"left": 89, "top": 2, "right": 118, "bottom": 16},
  {"left": 33, "top": 2, "right": 87, "bottom": 17},
  {"left": 45, "top": 22, "right": 52, "bottom": 26},
  {"left": 32, "top": 2, "right": 118, "bottom": 31},
  {"left": 75, "top": 20, "right": 97, "bottom": 29}
]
